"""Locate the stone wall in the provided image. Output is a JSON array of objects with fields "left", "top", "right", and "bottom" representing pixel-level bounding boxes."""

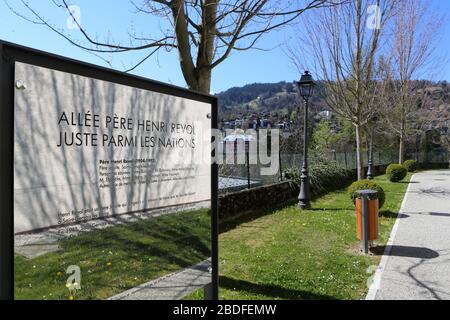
[{"left": 218, "top": 181, "right": 297, "bottom": 224}]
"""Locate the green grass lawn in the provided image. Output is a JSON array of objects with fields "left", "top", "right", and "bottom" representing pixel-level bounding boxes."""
[
  {"left": 188, "top": 173, "right": 412, "bottom": 300},
  {"left": 15, "top": 174, "right": 411, "bottom": 300},
  {"left": 15, "top": 209, "right": 211, "bottom": 300}
]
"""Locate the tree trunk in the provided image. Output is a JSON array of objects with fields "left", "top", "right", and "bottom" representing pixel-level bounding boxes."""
[
  {"left": 172, "top": 0, "right": 198, "bottom": 91},
  {"left": 196, "top": 67, "right": 212, "bottom": 94},
  {"left": 399, "top": 109, "right": 405, "bottom": 164},
  {"left": 398, "top": 102, "right": 406, "bottom": 164},
  {"left": 193, "top": 0, "right": 217, "bottom": 94},
  {"left": 355, "top": 124, "right": 364, "bottom": 180},
  {"left": 399, "top": 131, "right": 405, "bottom": 164}
]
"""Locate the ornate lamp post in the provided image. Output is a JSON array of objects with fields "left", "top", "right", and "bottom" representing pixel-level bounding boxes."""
[{"left": 296, "top": 71, "right": 316, "bottom": 209}]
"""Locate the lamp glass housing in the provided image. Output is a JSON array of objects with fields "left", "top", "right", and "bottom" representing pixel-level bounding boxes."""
[{"left": 297, "top": 71, "right": 315, "bottom": 99}]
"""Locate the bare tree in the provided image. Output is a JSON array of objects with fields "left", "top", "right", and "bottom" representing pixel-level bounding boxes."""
[
  {"left": 287, "top": 0, "right": 397, "bottom": 180},
  {"left": 6, "top": 0, "right": 342, "bottom": 94},
  {"left": 379, "top": 0, "right": 443, "bottom": 164}
]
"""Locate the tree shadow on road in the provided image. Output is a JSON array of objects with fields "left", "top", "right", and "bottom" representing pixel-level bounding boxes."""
[
  {"left": 370, "top": 245, "right": 439, "bottom": 259},
  {"left": 379, "top": 211, "right": 409, "bottom": 219}
]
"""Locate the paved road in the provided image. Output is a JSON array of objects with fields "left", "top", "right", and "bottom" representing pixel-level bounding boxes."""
[{"left": 370, "top": 170, "right": 450, "bottom": 300}]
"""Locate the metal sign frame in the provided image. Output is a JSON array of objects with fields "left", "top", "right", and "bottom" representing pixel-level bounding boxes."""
[{"left": 0, "top": 40, "right": 219, "bottom": 300}]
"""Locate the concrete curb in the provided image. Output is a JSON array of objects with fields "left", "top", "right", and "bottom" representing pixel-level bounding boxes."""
[{"left": 365, "top": 173, "right": 416, "bottom": 300}]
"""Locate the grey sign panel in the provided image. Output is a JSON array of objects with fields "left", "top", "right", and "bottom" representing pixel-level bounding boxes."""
[{"left": 13, "top": 62, "right": 212, "bottom": 233}]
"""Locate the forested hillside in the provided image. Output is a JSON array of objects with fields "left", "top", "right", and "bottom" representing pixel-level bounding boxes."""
[
  {"left": 216, "top": 80, "right": 450, "bottom": 128},
  {"left": 217, "top": 81, "right": 329, "bottom": 121}
]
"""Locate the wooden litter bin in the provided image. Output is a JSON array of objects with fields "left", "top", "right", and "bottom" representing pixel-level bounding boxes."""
[{"left": 355, "top": 198, "right": 379, "bottom": 241}]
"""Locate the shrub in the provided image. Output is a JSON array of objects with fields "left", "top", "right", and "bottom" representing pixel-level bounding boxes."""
[
  {"left": 386, "top": 164, "right": 407, "bottom": 182},
  {"left": 285, "top": 157, "right": 351, "bottom": 197},
  {"left": 403, "top": 160, "right": 418, "bottom": 172},
  {"left": 347, "top": 180, "right": 385, "bottom": 209}
]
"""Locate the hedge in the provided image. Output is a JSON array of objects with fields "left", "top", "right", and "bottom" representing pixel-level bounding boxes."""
[
  {"left": 347, "top": 180, "right": 386, "bottom": 209},
  {"left": 403, "top": 160, "right": 418, "bottom": 172},
  {"left": 285, "top": 158, "right": 352, "bottom": 197},
  {"left": 386, "top": 164, "right": 407, "bottom": 182}
]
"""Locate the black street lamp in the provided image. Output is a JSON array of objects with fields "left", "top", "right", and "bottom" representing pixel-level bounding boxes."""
[{"left": 296, "top": 71, "right": 316, "bottom": 209}]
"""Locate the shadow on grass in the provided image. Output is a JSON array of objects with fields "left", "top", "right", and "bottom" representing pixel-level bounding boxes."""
[
  {"left": 220, "top": 276, "right": 336, "bottom": 300},
  {"left": 60, "top": 210, "right": 211, "bottom": 273},
  {"left": 309, "top": 207, "right": 353, "bottom": 212}
]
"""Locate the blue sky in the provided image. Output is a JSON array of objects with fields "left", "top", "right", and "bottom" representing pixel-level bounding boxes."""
[{"left": 1, "top": 0, "right": 449, "bottom": 93}]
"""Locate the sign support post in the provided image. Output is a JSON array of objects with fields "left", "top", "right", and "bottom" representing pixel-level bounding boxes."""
[
  {"left": 0, "top": 43, "right": 15, "bottom": 301},
  {"left": 210, "top": 98, "right": 219, "bottom": 300}
]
